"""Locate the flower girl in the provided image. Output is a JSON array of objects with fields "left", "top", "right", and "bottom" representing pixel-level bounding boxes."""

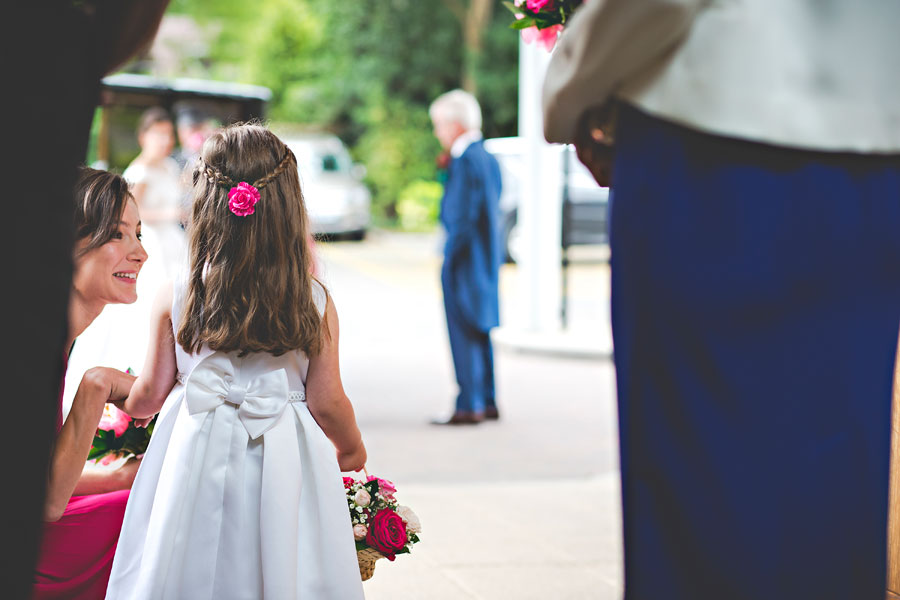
[{"left": 105, "top": 123, "right": 367, "bottom": 599}]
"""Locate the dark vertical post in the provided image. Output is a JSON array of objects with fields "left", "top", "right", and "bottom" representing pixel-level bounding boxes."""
[{"left": 561, "top": 145, "right": 571, "bottom": 329}]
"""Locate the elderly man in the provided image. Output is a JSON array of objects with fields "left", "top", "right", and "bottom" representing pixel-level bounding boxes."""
[{"left": 429, "top": 90, "right": 503, "bottom": 425}]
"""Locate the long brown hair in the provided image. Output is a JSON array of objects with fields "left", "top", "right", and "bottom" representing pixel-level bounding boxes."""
[
  {"left": 177, "top": 123, "right": 325, "bottom": 357},
  {"left": 73, "top": 167, "right": 134, "bottom": 257}
]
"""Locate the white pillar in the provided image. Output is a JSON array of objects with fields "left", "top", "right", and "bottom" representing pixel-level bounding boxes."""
[{"left": 516, "top": 37, "right": 562, "bottom": 333}]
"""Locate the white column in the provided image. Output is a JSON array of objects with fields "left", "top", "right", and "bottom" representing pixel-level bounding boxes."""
[{"left": 515, "top": 37, "right": 562, "bottom": 333}]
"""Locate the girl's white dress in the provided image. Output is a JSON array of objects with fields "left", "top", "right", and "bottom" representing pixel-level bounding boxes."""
[{"left": 105, "top": 280, "right": 365, "bottom": 600}]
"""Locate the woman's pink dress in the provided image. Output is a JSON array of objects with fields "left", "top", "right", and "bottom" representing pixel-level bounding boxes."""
[{"left": 32, "top": 360, "right": 129, "bottom": 600}]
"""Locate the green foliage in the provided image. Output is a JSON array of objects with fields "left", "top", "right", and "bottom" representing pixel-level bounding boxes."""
[
  {"left": 504, "top": 0, "right": 584, "bottom": 29},
  {"left": 397, "top": 180, "right": 444, "bottom": 231},
  {"left": 162, "top": 0, "right": 519, "bottom": 223},
  {"left": 474, "top": 16, "right": 521, "bottom": 139},
  {"left": 245, "top": 0, "right": 321, "bottom": 123},
  {"left": 354, "top": 100, "right": 442, "bottom": 220}
]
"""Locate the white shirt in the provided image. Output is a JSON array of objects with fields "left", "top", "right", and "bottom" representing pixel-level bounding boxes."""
[
  {"left": 542, "top": 0, "right": 900, "bottom": 153},
  {"left": 451, "top": 130, "right": 483, "bottom": 158}
]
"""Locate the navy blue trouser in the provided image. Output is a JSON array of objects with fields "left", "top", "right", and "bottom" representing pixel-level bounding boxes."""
[
  {"left": 611, "top": 104, "right": 900, "bottom": 600},
  {"left": 443, "top": 292, "right": 495, "bottom": 414}
]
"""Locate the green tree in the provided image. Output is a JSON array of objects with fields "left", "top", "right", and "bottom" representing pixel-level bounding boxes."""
[{"left": 160, "top": 0, "right": 519, "bottom": 224}]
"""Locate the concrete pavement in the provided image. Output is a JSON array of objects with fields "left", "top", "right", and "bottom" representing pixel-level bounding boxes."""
[{"left": 315, "top": 230, "right": 623, "bottom": 599}]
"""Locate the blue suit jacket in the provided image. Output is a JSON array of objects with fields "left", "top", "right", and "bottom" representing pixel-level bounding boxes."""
[{"left": 439, "top": 140, "right": 503, "bottom": 332}]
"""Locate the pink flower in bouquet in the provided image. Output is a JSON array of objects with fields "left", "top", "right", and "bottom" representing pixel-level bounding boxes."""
[
  {"left": 353, "top": 524, "right": 368, "bottom": 541},
  {"left": 354, "top": 489, "right": 372, "bottom": 507},
  {"left": 367, "top": 475, "right": 397, "bottom": 499},
  {"left": 526, "top": 0, "right": 554, "bottom": 10},
  {"left": 365, "top": 508, "right": 408, "bottom": 561},
  {"left": 397, "top": 505, "right": 422, "bottom": 534},
  {"left": 98, "top": 404, "right": 131, "bottom": 437},
  {"left": 521, "top": 23, "right": 563, "bottom": 51},
  {"left": 343, "top": 476, "right": 356, "bottom": 489},
  {"left": 227, "top": 182, "right": 260, "bottom": 217}
]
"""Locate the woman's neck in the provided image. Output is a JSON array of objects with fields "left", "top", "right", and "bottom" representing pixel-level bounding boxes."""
[{"left": 66, "top": 289, "right": 105, "bottom": 355}]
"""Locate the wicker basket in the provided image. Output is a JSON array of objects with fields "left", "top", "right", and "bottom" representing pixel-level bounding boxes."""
[{"left": 357, "top": 547, "right": 385, "bottom": 581}]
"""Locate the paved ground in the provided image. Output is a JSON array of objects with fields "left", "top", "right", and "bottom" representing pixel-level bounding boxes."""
[{"left": 315, "top": 230, "right": 623, "bottom": 599}]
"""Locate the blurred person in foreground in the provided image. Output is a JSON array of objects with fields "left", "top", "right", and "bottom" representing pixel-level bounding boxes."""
[
  {"left": 542, "top": 2, "right": 900, "bottom": 599},
  {"left": 429, "top": 90, "right": 503, "bottom": 425},
  {"left": 4, "top": 2, "right": 168, "bottom": 596}
]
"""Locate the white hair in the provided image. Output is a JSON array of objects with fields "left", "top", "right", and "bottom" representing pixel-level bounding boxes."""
[{"left": 429, "top": 89, "right": 482, "bottom": 131}]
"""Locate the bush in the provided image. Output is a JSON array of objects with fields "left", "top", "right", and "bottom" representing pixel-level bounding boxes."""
[
  {"left": 353, "top": 100, "right": 441, "bottom": 221},
  {"left": 397, "top": 180, "right": 443, "bottom": 231}
]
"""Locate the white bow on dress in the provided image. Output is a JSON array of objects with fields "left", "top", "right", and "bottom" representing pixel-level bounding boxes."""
[{"left": 184, "top": 352, "right": 300, "bottom": 439}]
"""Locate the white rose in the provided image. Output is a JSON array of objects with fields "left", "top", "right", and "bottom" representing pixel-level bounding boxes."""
[
  {"left": 397, "top": 505, "right": 421, "bottom": 534},
  {"left": 353, "top": 524, "right": 368, "bottom": 541},
  {"left": 354, "top": 489, "right": 371, "bottom": 507}
]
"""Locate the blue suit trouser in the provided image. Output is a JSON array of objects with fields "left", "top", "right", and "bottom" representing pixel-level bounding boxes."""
[
  {"left": 443, "top": 291, "right": 495, "bottom": 414},
  {"left": 611, "top": 104, "right": 900, "bottom": 600}
]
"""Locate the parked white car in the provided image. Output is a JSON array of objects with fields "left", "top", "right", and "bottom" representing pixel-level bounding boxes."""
[{"left": 281, "top": 133, "right": 371, "bottom": 240}]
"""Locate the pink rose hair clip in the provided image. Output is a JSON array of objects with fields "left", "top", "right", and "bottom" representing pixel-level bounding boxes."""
[
  {"left": 199, "top": 149, "right": 295, "bottom": 217},
  {"left": 227, "top": 182, "right": 260, "bottom": 217}
]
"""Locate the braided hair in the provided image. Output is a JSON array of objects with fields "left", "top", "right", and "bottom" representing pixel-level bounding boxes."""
[{"left": 179, "top": 123, "right": 326, "bottom": 357}]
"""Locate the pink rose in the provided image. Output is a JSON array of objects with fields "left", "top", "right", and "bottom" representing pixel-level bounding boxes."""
[
  {"left": 367, "top": 475, "right": 397, "bottom": 499},
  {"left": 526, "top": 0, "right": 554, "bottom": 10},
  {"left": 227, "top": 182, "right": 260, "bottom": 217},
  {"left": 520, "top": 24, "right": 562, "bottom": 52},
  {"left": 343, "top": 477, "right": 356, "bottom": 489},
  {"left": 365, "top": 509, "right": 408, "bottom": 561},
  {"left": 353, "top": 524, "right": 368, "bottom": 541},
  {"left": 354, "top": 489, "right": 372, "bottom": 507},
  {"left": 98, "top": 404, "right": 131, "bottom": 437}
]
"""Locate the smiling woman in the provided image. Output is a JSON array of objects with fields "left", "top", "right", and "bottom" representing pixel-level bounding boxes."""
[{"left": 32, "top": 168, "right": 148, "bottom": 600}]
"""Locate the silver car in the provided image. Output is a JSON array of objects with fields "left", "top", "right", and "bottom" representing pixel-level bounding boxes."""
[{"left": 282, "top": 133, "right": 371, "bottom": 240}]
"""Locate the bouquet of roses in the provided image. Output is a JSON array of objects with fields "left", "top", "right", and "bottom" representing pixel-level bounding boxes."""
[
  {"left": 345, "top": 472, "right": 421, "bottom": 581},
  {"left": 506, "top": 0, "right": 585, "bottom": 51},
  {"left": 88, "top": 369, "right": 157, "bottom": 465},
  {"left": 88, "top": 403, "right": 158, "bottom": 465}
]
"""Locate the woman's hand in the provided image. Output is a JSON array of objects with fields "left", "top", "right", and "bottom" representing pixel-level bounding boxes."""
[
  {"left": 77, "top": 367, "right": 137, "bottom": 411},
  {"left": 337, "top": 442, "right": 367, "bottom": 473}
]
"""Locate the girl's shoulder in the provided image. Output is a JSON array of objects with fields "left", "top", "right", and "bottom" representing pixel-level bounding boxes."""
[{"left": 311, "top": 279, "right": 327, "bottom": 317}]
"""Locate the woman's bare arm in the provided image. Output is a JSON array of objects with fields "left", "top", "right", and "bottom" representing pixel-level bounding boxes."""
[
  {"left": 45, "top": 367, "right": 135, "bottom": 521},
  {"left": 72, "top": 458, "right": 140, "bottom": 496}
]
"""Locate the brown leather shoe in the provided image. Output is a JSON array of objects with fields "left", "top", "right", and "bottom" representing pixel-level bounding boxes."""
[
  {"left": 484, "top": 406, "right": 499, "bottom": 420},
  {"left": 430, "top": 411, "right": 485, "bottom": 425}
]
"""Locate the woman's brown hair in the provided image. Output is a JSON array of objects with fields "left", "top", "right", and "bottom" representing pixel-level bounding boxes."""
[
  {"left": 178, "top": 123, "right": 326, "bottom": 357},
  {"left": 73, "top": 167, "right": 134, "bottom": 258}
]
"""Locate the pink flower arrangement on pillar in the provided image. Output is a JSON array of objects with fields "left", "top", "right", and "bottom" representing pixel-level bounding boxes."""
[{"left": 506, "top": 0, "right": 585, "bottom": 52}]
